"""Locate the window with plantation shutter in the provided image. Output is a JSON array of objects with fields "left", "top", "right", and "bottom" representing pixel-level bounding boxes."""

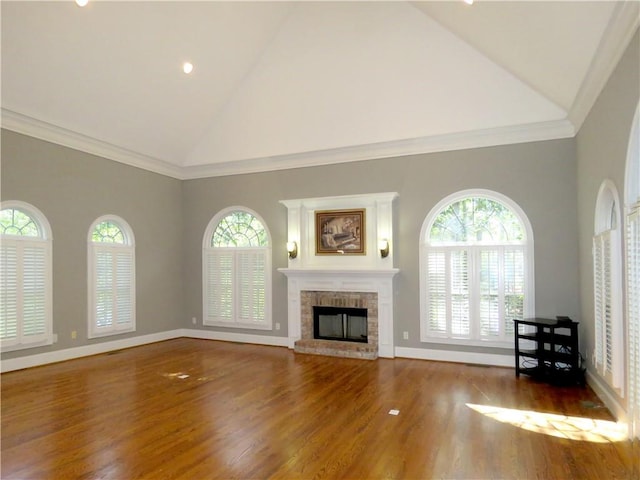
[
  {"left": 593, "top": 180, "right": 623, "bottom": 393},
  {"left": 420, "top": 191, "right": 533, "bottom": 347},
  {"left": 203, "top": 209, "right": 271, "bottom": 330},
  {"left": 0, "top": 202, "right": 53, "bottom": 351},
  {"left": 88, "top": 216, "right": 135, "bottom": 338},
  {"left": 627, "top": 204, "right": 640, "bottom": 439}
]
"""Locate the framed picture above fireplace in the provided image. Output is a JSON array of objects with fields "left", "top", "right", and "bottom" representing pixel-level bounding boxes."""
[{"left": 315, "top": 209, "right": 366, "bottom": 255}]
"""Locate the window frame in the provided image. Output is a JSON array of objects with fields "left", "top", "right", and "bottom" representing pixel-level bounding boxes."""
[
  {"left": 202, "top": 207, "right": 272, "bottom": 331},
  {"left": 0, "top": 200, "right": 53, "bottom": 352},
  {"left": 419, "top": 189, "right": 535, "bottom": 348},
  {"left": 593, "top": 179, "right": 624, "bottom": 394},
  {"left": 87, "top": 215, "right": 136, "bottom": 339}
]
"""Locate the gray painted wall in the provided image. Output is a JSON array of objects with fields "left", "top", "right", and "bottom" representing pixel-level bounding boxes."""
[
  {"left": 182, "top": 138, "right": 580, "bottom": 356},
  {"left": 1, "top": 130, "right": 184, "bottom": 360},
  {"left": 576, "top": 30, "right": 640, "bottom": 406},
  {"left": 2, "top": 128, "right": 580, "bottom": 362}
]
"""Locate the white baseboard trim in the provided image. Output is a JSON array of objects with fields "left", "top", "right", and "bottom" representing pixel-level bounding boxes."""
[
  {"left": 179, "top": 329, "right": 289, "bottom": 348},
  {"left": 394, "top": 346, "right": 514, "bottom": 367},
  {"left": 1, "top": 330, "right": 183, "bottom": 373},
  {"left": 585, "top": 369, "right": 628, "bottom": 423}
]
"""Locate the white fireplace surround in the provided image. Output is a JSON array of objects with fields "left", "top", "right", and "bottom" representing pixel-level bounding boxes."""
[{"left": 278, "top": 192, "right": 399, "bottom": 358}]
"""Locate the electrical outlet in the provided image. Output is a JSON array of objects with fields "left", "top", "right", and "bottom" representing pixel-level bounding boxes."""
[
  {"left": 71, "top": 330, "right": 77, "bottom": 339},
  {"left": 403, "top": 331, "right": 409, "bottom": 340},
  {"left": 192, "top": 317, "right": 197, "bottom": 325},
  {"left": 275, "top": 322, "right": 281, "bottom": 331}
]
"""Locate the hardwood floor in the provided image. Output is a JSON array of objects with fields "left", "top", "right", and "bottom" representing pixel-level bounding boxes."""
[{"left": 1, "top": 338, "right": 636, "bottom": 479}]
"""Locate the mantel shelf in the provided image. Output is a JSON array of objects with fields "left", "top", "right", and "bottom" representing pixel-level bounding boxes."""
[{"left": 278, "top": 268, "right": 400, "bottom": 278}]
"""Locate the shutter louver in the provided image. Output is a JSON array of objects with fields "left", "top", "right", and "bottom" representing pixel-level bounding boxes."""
[
  {"left": 450, "top": 250, "right": 469, "bottom": 337},
  {"left": 207, "top": 251, "right": 234, "bottom": 323},
  {"left": 22, "top": 245, "right": 47, "bottom": 337},
  {"left": 426, "top": 251, "right": 447, "bottom": 335},
  {"left": 479, "top": 249, "right": 500, "bottom": 338},
  {"left": 627, "top": 206, "right": 640, "bottom": 437},
  {"left": 116, "top": 251, "right": 133, "bottom": 327},
  {"left": 95, "top": 250, "right": 113, "bottom": 328},
  {"left": 1, "top": 243, "right": 19, "bottom": 341}
]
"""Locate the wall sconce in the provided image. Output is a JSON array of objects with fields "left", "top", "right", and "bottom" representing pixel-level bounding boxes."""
[
  {"left": 378, "top": 239, "right": 389, "bottom": 258},
  {"left": 286, "top": 241, "right": 298, "bottom": 259}
]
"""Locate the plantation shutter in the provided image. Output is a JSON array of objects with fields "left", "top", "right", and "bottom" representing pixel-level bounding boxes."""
[
  {"left": 92, "top": 244, "right": 134, "bottom": 335},
  {"left": 115, "top": 250, "right": 134, "bottom": 328},
  {"left": 237, "top": 250, "right": 266, "bottom": 324},
  {"left": 206, "top": 250, "right": 234, "bottom": 324},
  {"left": 450, "top": 249, "right": 469, "bottom": 337},
  {"left": 426, "top": 251, "right": 447, "bottom": 335},
  {"left": 479, "top": 249, "right": 500, "bottom": 339},
  {"left": 1, "top": 240, "right": 48, "bottom": 345},
  {"left": 593, "top": 231, "right": 613, "bottom": 380},
  {"left": 627, "top": 206, "right": 640, "bottom": 437},
  {"left": 503, "top": 248, "right": 524, "bottom": 336}
]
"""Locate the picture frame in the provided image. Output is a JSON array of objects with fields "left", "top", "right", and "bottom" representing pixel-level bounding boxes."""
[{"left": 315, "top": 209, "right": 366, "bottom": 255}]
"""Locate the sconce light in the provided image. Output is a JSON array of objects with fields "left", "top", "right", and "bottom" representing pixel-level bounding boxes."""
[
  {"left": 286, "top": 241, "right": 298, "bottom": 259},
  {"left": 378, "top": 239, "right": 389, "bottom": 258}
]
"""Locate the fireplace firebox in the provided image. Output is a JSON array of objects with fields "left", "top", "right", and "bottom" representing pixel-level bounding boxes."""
[{"left": 313, "top": 306, "right": 368, "bottom": 343}]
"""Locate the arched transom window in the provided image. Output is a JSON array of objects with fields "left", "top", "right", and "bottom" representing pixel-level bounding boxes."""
[
  {"left": 420, "top": 191, "right": 534, "bottom": 346},
  {"left": 88, "top": 216, "right": 136, "bottom": 338},
  {"left": 0, "top": 201, "right": 53, "bottom": 350},
  {"left": 203, "top": 208, "right": 271, "bottom": 330}
]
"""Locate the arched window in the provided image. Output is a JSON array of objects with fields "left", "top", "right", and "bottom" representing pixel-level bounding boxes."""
[
  {"left": 420, "top": 190, "right": 534, "bottom": 346},
  {"left": 203, "top": 208, "right": 271, "bottom": 330},
  {"left": 88, "top": 216, "right": 135, "bottom": 338},
  {"left": 593, "top": 180, "right": 624, "bottom": 393},
  {"left": 0, "top": 201, "right": 53, "bottom": 350},
  {"left": 625, "top": 103, "right": 640, "bottom": 441}
]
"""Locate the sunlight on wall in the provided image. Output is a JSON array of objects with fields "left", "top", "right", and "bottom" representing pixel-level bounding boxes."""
[{"left": 466, "top": 403, "right": 628, "bottom": 443}]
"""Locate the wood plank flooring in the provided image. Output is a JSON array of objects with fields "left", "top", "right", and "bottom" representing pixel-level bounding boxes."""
[{"left": 1, "top": 338, "right": 636, "bottom": 479}]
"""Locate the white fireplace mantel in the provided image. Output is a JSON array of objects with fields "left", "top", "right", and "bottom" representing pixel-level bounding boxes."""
[
  {"left": 278, "top": 193, "right": 399, "bottom": 358},
  {"left": 278, "top": 268, "right": 399, "bottom": 358}
]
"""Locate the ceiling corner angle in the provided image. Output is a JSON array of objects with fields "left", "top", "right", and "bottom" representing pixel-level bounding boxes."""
[
  {"left": 568, "top": 1, "right": 640, "bottom": 133},
  {"left": 1, "top": 109, "right": 185, "bottom": 180}
]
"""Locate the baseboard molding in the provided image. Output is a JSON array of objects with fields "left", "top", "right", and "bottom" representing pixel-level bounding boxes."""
[
  {"left": 394, "top": 346, "right": 514, "bottom": 367},
  {"left": 1, "top": 330, "right": 183, "bottom": 373},
  {"left": 585, "top": 369, "right": 628, "bottom": 423},
  {"left": 1, "top": 329, "right": 290, "bottom": 373},
  {"left": 179, "top": 328, "right": 289, "bottom": 348}
]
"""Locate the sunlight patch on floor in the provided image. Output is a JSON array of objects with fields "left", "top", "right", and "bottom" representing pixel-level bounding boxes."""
[{"left": 466, "top": 403, "right": 628, "bottom": 443}]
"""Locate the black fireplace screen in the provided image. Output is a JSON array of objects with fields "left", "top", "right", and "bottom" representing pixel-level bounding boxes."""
[{"left": 313, "top": 306, "right": 368, "bottom": 343}]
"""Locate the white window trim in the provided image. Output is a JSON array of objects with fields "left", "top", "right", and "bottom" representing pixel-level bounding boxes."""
[
  {"left": 593, "top": 179, "right": 624, "bottom": 394},
  {"left": 87, "top": 215, "right": 136, "bottom": 339},
  {"left": 419, "top": 189, "right": 535, "bottom": 348},
  {"left": 0, "top": 200, "right": 53, "bottom": 352},
  {"left": 202, "top": 206, "right": 272, "bottom": 331}
]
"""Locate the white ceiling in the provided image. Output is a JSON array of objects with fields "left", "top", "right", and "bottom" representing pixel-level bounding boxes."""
[{"left": 2, "top": 1, "right": 638, "bottom": 179}]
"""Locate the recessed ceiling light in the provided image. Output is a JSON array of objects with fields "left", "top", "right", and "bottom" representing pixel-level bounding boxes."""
[
  {"left": 464, "top": 0, "right": 474, "bottom": 5},
  {"left": 183, "top": 62, "right": 194, "bottom": 74},
  {"left": 76, "top": 0, "right": 89, "bottom": 7}
]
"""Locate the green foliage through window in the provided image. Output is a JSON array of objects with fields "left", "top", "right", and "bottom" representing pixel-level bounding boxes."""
[
  {"left": 212, "top": 212, "right": 268, "bottom": 248},
  {"left": 92, "top": 221, "right": 125, "bottom": 244},
  {"left": 0, "top": 208, "right": 39, "bottom": 237},
  {"left": 430, "top": 197, "right": 524, "bottom": 244}
]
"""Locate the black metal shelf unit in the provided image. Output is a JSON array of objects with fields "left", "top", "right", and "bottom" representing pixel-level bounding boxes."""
[{"left": 514, "top": 317, "right": 584, "bottom": 385}]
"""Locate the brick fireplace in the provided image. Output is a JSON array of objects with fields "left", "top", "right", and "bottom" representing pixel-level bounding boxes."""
[{"left": 296, "top": 290, "right": 378, "bottom": 359}]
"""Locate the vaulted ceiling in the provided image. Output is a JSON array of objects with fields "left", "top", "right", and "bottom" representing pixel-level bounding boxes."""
[{"left": 2, "top": 1, "right": 638, "bottom": 179}]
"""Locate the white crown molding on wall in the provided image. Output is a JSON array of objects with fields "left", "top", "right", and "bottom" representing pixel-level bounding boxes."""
[
  {"left": 2, "top": 108, "right": 575, "bottom": 180},
  {"left": 569, "top": 2, "right": 640, "bottom": 133},
  {"left": 1, "top": 109, "right": 185, "bottom": 180}
]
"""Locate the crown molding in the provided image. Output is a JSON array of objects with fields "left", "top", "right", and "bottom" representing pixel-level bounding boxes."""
[
  {"left": 2, "top": 108, "right": 575, "bottom": 180},
  {"left": 1, "top": 109, "right": 185, "bottom": 180},
  {"left": 569, "top": 1, "right": 640, "bottom": 133},
  {"left": 181, "top": 119, "right": 575, "bottom": 179}
]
